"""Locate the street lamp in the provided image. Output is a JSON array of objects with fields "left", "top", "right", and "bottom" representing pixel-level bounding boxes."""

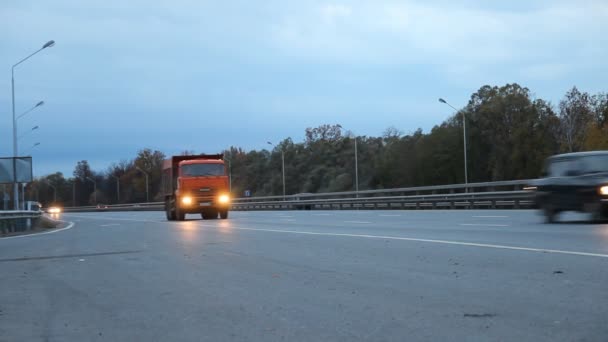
[
  {"left": 86, "top": 177, "right": 97, "bottom": 204},
  {"left": 18, "top": 125, "right": 39, "bottom": 140},
  {"left": 439, "top": 98, "right": 468, "bottom": 186},
  {"left": 24, "top": 142, "right": 41, "bottom": 156},
  {"left": 16, "top": 101, "right": 44, "bottom": 120},
  {"left": 11, "top": 39, "right": 55, "bottom": 210},
  {"left": 267, "top": 141, "right": 286, "bottom": 199},
  {"left": 112, "top": 175, "right": 120, "bottom": 203},
  {"left": 135, "top": 166, "right": 149, "bottom": 202}
]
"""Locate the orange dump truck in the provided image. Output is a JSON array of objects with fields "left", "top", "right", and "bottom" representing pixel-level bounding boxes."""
[{"left": 161, "top": 154, "right": 230, "bottom": 221}]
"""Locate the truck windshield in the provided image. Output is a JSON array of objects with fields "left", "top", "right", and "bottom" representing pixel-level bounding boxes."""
[{"left": 181, "top": 164, "right": 225, "bottom": 176}]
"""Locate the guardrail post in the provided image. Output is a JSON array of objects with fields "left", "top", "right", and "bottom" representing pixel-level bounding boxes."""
[{"left": 514, "top": 199, "right": 520, "bottom": 209}]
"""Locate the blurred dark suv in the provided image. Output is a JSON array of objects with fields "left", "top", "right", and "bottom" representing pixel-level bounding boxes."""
[{"left": 533, "top": 151, "right": 608, "bottom": 223}]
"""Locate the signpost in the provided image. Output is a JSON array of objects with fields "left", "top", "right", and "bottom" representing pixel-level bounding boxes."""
[{"left": 2, "top": 186, "right": 9, "bottom": 210}]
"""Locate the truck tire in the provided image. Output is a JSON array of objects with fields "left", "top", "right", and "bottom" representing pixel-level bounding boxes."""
[
  {"left": 165, "top": 199, "right": 176, "bottom": 221},
  {"left": 175, "top": 205, "right": 185, "bottom": 221},
  {"left": 219, "top": 210, "right": 228, "bottom": 219}
]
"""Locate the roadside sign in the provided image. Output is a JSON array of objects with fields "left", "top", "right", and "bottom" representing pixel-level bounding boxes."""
[
  {"left": 0, "top": 157, "right": 33, "bottom": 184},
  {"left": 244, "top": 190, "right": 251, "bottom": 197}
]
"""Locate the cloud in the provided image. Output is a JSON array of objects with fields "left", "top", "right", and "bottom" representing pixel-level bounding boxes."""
[{"left": 270, "top": 0, "right": 608, "bottom": 68}]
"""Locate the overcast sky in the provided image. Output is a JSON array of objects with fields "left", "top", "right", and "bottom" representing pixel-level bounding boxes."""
[{"left": 1, "top": 0, "right": 607, "bottom": 177}]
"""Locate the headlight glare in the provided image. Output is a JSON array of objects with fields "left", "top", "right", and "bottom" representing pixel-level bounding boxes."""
[
  {"left": 182, "top": 196, "right": 193, "bottom": 205},
  {"left": 48, "top": 207, "right": 61, "bottom": 214},
  {"left": 218, "top": 194, "right": 230, "bottom": 204},
  {"left": 600, "top": 186, "right": 608, "bottom": 196}
]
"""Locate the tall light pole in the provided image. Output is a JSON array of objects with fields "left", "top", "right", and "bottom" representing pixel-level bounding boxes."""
[
  {"left": 135, "top": 166, "right": 149, "bottom": 202},
  {"left": 224, "top": 155, "right": 232, "bottom": 193},
  {"left": 267, "top": 142, "right": 285, "bottom": 199},
  {"left": 46, "top": 181, "right": 57, "bottom": 203},
  {"left": 72, "top": 180, "right": 76, "bottom": 207},
  {"left": 112, "top": 175, "right": 120, "bottom": 203},
  {"left": 11, "top": 40, "right": 55, "bottom": 210},
  {"left": 439, "top": 98, "right": 468, "bottom": 186},
  {"left": 86, "top": 177, "right": 97, "bottom": 204},
  {"left": 354, "top": 136, "right": 359, "bottom": 194}
]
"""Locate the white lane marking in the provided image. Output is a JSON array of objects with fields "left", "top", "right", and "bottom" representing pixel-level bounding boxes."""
[
  {"left": 473, "top": 216, "right": 509, "bottom": 218},
  {"left": 344, "top": 221, "right": 372, "bottom": 224},
  {"left": 0, "top": 222, "right": 75, "bottom": 240},
  {"left": 459, "top": 223, "right": 510, "bottom": 227},
  {"left": 65, "top": 215, "right": 159, "bottom": 223},
  {"left": 57, "top": 214, "right": 608, "bottom": 259},
  {"left": 100, "top": 223, "right": 120, "bottom": 227},
  {"left": 280, "top": 219, "right": 296, "bottom": 222},
  {"left": 217, "top": 225, "right": 608, "bottom": 259},
  {"left": 379, "top": 214, "right": 401, "bottom": 217}
]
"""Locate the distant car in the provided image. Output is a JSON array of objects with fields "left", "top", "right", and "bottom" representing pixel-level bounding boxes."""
[
  {"left": 46, "top": 206, "right": 62, "bottom": 214},
  {"left": 532, "top": 151, "right": 608, "bottom": 223},
  {"left": 96, "top": 204, "right": 109, "bottom": 211},
  {"left": 24, "top": 201, "right": 42, "bottom": 212}
]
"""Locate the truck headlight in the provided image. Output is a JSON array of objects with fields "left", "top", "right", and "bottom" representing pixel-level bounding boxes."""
[
  {"left": 181, "top": 196, "right": 193, "bottom": 205},
  {"left": 218, "top": 194, "right": 230, "bottom": 204},
  {"left": 600, "top": 186, "right": 608, "bottom": 196}
]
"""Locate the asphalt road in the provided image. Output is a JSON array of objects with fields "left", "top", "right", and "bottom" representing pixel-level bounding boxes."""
[{"left": 1, "top": 210, "right": 607, "bottom": 342}]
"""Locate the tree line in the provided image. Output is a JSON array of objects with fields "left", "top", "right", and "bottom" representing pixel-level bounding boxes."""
[{"left": 23, "top": 83, "right": 608, "bottom": 206}]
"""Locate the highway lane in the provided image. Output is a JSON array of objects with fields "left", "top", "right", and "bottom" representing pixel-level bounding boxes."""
[{"left": 1, "top": 210, "right": 607, "bottom": 341}]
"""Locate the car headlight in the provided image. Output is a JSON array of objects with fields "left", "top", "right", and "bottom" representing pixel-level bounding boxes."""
[
  {"left": 600, "top": 186, "right": 608, "bottom": 196},
  {"left": 181, "top": 196, "right": 193, "bottom": 205},
  {"left": 48, "top": 207, "right": 61, "bottom": 214},
  {"left": 218, "top": 194, "right": 230, "bottom": 204}
]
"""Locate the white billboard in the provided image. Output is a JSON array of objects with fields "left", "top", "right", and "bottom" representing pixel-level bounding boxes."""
[{"left": 0, "top": 157, "right": 33, "bottom": 184}]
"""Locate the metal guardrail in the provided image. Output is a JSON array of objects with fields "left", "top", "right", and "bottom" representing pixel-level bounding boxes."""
[
  {"left": 60, "top": 179, "right": 536, "bottom": 213},
  {"left": 231, "top": 191, "right": 534, "bottom": 211},
  {"left": 0, "top": 210, "right": 43, "bottom": 235}
]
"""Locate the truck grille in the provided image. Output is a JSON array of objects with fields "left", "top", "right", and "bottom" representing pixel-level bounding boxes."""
[{"left": 198, "top": 188, "right": 216, "bottom": 195}]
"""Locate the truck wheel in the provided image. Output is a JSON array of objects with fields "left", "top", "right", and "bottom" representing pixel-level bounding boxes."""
[
  {"left": 165, "top": 200, "right": 175, "bottom": 221},
  {"left": 175, "top": 206, "right": 185, "bottom": 221},
  {"left": 219, "top": 210, "right": 228, "bottom": 219}
]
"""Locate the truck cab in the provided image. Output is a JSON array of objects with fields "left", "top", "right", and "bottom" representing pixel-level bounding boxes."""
[{"left": 162, "top": 154, "right": 230, "bottom": 221}]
